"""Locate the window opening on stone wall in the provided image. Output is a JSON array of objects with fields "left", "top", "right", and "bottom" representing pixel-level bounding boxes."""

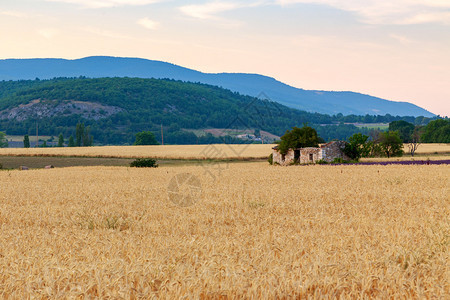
[
  {"left": 281, "top": 154, "right": 285, "bottom": 161},
  {"left": 294, "top": 150, "right": 300, "bottom": 162},
  {"left": 309, "top": 153, "right": 313, "bottom": 161}
]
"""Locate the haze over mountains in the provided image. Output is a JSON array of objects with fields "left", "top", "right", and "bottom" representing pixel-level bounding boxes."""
[{"left": 0, "top": 56, "right": 434, "bottom": 117}]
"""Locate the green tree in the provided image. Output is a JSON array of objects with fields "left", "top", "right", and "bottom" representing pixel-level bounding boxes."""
[
  {"left": 68, "top": 135, "right": 75, "bottom": 147},
  {"left": 0, "top": 132, "right": 8, "bottom": 148},
  {"left": 421, "top": 119, "right": 450, "bottom": 143},
  {"left": 134, "top": 131, "right": 159, "bottom": 145},
  {"left": 82, "top": 126, "right": 93, "bottom": 146},
  {"left": 23, "top": 134, "right": 30, "bottom": 148},
  {"left": 379, "top": 131, "right": 403, "bottom": 158},
  {"left": 57, "top": 133, "right": 64, "bottom": 147},
  {"left": 389, "top": 120, "right": 415, "bottom": 142},
  {"left": 75, "top": 122, "right": 84, "bottom": 147},
  {"left": 278, "top": 125, "right": 320, "bottom": 154},
  {"left": 75, "top": 122, "right": 93, "bottom": 146},
  {"left": 344, "top": 133, "right": 370, "bottom": 161}
]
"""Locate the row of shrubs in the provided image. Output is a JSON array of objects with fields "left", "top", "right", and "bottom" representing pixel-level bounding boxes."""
[
  {"left": 130, "top": 158, "right": 158, "bottom": 168},
  {"left": 315, "top": 158, "right": 359, "bottom": 164}
]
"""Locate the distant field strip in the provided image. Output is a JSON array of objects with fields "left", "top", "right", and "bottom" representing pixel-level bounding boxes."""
[
  {"left": 360, "top": 155, "right": 450, "bottom": 162},
  {"left": 0, "top": 144, "right": 275, "bottom": 160},
  {"left": 0, "top": 163, "right": 448, "bottom": 297},
  {"left": 0, "top": 143, "right": 448, "bottom": 160},
  {"left": 409, "top": 143, "right": 450, "bottom": 154},
  {"left": 342, "top": 159, "right": 450, "bottom": 165}
]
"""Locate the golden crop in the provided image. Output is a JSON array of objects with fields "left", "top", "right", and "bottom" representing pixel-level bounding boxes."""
[
  {"left": 0, "top": 144, "right": 274, "bottom": 160},
  {"left": 360, "top": 155, "right": 450, "bottom": 162},
  {"left": 0, "top": 162, "right": 448, "bottom": 298},
  {"left": 0, "top": 143, "right": 448, "bottom": 160},
  {"left": 405, "top": 143, "right": 450, "bottom": 154}
]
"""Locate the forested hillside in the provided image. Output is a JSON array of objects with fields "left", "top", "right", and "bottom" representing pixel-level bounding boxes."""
[{"left": 0, "top": 78, "right": 435, "bottom": 145}]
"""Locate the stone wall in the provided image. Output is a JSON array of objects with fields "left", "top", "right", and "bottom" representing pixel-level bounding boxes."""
[
  {"left": 272, "top": 149, "right": 295, "bottom": 166},
  {"left": 321, "top": 141, "right": 349, "bottom": 162},
  {"left": 272, "top": 141, "right": 349, "bottom": 166},
  {"left": 299, "top": 148, "right": 322, "bottom": 164}
]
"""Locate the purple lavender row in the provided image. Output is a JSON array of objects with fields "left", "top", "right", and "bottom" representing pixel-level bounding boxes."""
[{"left": 334, "top": 160, "right": 450, "bottom": 166}]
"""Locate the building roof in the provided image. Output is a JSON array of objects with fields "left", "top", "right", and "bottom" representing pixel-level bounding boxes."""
[
  {"left": 273, "top": 141, "right": 346, "bottom": 152},
  {"left": 320, "top": 141, "right": 336, "bottom": 148}
]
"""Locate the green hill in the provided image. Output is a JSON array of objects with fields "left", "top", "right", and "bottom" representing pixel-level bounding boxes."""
[{"left": 0, "top": 78, "right": 434, "bottom": 145}]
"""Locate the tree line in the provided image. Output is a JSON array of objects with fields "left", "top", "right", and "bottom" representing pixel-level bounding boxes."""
[
  {"left": 20, "top": 122, "right": 93, "bottom": 148},
  {"left": 275, "top": 118, "right": 450, "bottom": 162},
  {"left": 276, "top": 125, "right": 404, "bottom": 160}
]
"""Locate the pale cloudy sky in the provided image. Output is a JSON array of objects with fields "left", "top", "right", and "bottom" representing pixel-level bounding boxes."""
[{"left": 1, "top": 0, "right": 449, "bottom": 116}]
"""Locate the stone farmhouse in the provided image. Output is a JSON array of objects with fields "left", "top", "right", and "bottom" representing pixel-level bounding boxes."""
[{"left": 272, "top": 141, "right": 349, "bottom": 166}]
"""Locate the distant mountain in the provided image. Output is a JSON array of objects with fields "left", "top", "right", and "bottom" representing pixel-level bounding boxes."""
[{"left": 0, "top": 56, "right": 434, "bottom": 117}]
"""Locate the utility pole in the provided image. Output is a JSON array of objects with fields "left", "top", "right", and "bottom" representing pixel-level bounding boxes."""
[
  {"left": 36, "top": 122, "right": 39, "bottom": 147},
  {"left": 161, "top": 124, "right": 164, "bottom": 145}
]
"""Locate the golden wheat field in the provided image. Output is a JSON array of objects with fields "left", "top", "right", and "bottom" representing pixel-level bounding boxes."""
[
  {"left": 360, "top": 155, "right": 450, "bottom": 162},
  {"left": 0, "top": 144, "right": 273, "bottom": 160},
  {"left": 0, "top": 162, "right": 448, "bottom": 298},
  {"left": 0, "top": 143, "right": 448, "bottom": 160}
]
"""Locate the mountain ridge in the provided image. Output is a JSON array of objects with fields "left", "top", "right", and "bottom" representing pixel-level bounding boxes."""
[{"left": 0, "top": 56, "right": 434, "bottom": 117}]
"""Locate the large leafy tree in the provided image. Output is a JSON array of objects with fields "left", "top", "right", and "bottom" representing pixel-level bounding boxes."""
[
  {"left": 379, "top": 131, "right": 403, "bottom": 158},
  {"left": 389, "top": 120, "right": 415, "bottom": 142},
  {"left": 343, "top": 133, "right": 370, "bottom": 161},
  {"left": 278, "top": 125, "right": 320, "bottom": 154},
  {"left": 134, "top": 131, "right": 159, "bottom": 145},
  {"left": 421, "top": 119, "right": 450, "bottom": 143}
]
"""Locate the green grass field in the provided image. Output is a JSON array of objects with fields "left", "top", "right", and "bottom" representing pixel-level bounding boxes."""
[
  {"left": 6, "top": 135, "right": 54, "bottom": 142},
  {"left": 353, "top": 123, "right": 389, "bottom": 130}
]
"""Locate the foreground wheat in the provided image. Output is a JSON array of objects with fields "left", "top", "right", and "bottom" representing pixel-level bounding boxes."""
[{"left": 0, "top": 162, "right": 448, "bottom": 298}]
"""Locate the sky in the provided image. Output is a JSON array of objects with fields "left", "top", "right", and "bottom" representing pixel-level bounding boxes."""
[{"left": 1, "top": 0, "right": 449, "bottom": 116}]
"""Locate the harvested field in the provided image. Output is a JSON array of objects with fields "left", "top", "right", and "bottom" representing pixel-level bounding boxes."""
[
  {"left": 0, "top": 156, "right": 133, "bottom": 169},
  {"left": 0, "top": 156, "right": 228, "bottom": 169},
  {"left": 0, "top": 162, "right": 448, "bottom": 298}
]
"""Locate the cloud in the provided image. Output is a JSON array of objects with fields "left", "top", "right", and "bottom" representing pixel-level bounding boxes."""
[
  {"left": 81, "top": 26, "right": 132, "bottom": 39},
  {"left": 0, "top": 11, "right": 28, "bottom": 18},
  {"left": 179, "top": 1, "right": 268, "bottom": 20},
  {"left": 137, "top": 18, "right": 160, "bottom": 30},
  {"left": 389, "top": 34, "right": 413, "bottom": 44},
  {"left": 179, "top": 2, "right": 242, "bottom": 20},
  {"left": 399, "top": 11, "right": 450, "bottom": 25},
  {"left": 37, "top": 28, "right": 59, "bottom": 39},
  {"left": 273, "top": 0, "right": 450, "bottom": 25},
  {"left": 45, "top": 0, "right": 164, "bottom": 9}
]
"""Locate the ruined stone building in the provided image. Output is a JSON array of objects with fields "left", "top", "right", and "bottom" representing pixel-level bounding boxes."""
[{"left": 272, "top": 141, "right": 349, "bottom": 166}]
